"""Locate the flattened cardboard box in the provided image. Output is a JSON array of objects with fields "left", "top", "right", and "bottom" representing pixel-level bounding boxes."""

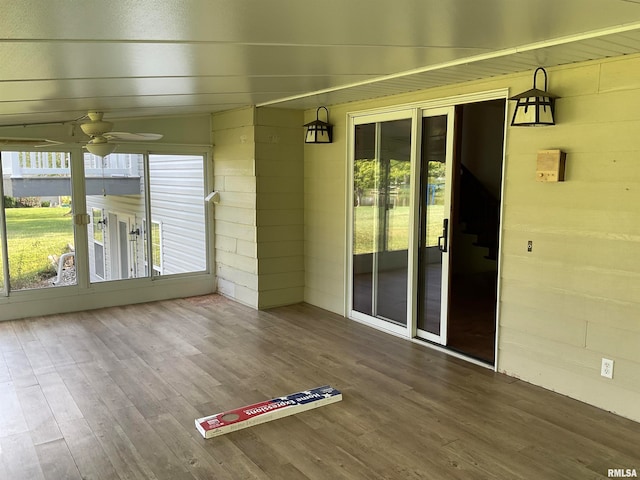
[{"left": 195, "top": 385, "right": 342, "bottom": 439}]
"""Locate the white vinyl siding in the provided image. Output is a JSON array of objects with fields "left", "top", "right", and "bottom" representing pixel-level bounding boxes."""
[{"left": 149, "top": 154, "right": 206, "bottom": 275}]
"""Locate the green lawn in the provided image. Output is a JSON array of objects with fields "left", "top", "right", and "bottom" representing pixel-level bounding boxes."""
[
  {"left": 2, "top": 207, "right": 75, "bottom": 289},
  {"left": 353, "top": 205, "right": 444, "bottom": 254}
]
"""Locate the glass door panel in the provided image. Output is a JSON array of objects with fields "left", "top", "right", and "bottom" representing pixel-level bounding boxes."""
[
  {"left": 1, "top": 151, "right": 77, "bottom": 290},
  {"left": 352, "top": 118, "right": 412, "bottom": 326},
  {"left": 417, "top": 112, "right": 453, "bottom": 343},
  {"left": 85, "top": 153, "right": 147, "bottom": 283},
  {"left": 148, "top": 154, "right": 206, "bottom": 275}
]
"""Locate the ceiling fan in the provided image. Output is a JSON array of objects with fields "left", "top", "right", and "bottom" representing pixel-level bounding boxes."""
[
  {"left": 80, "top": 111, "right": 163, "bottom": 156},
  {"left": 0, "top": 111, "right": 163, "bottom": 156}
]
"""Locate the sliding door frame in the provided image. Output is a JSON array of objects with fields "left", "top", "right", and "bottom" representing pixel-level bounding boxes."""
[{"left": 346, "top": 89, "right": 509, "bottom": 370}]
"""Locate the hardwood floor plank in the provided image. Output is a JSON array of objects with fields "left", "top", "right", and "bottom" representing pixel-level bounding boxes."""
[
  {"left": 0, "top": 321, "right": 23, "bottom": 354},
  {"left": 20, "top": 341, "right": 55, "bottom": 377},
  {"left": 35, "top": 438, "right": 83, "bottom": 480},
  {"left": 112, "top": 405, "right": 196, "bottom": 480},
  {"left": 3, "top": 348, "right": 37, "bottom": 388},
  {"left": 77, "top": 362, "right": 135, "bottom": 412},
  {"left": 107, "top": 366, "right": 165, "bottom": 419},
  {"left": 0, "top": 380, "right": 30, "bottom": 438},
  {"left": 58, "top": 418, "right": 121, "bottom": 480},
  {"left": 37, "top": 371, "right": 84, "bottom": 424},
  {"left": 0, "top": 432, "right": 45, "bottom": 480},
  {"left": 147, "top": 412, "right": 238, "bottom": 480},
  {"left": 15, "top": 384, "right": 62, "bottom": 446},
  {"left": 1, "top": 294, "right": 638, "bottom": 480}
]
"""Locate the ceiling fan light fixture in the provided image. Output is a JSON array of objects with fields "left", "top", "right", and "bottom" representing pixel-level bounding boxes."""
[{"left": 86, "top": 136, "right": 116, "bottom": 157}]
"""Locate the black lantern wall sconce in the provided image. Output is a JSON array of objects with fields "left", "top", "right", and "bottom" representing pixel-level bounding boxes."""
[
  {"left": 509, "top": 67, "right": 558, "bottom": 126},
  {"left": 304, "top": 106, "right": 333, "bottom": 143},
  {"left": 129, "top": 227, "right": 141, "bottom": 242}
]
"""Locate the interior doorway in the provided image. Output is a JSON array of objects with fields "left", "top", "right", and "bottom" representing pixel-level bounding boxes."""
[{"left": 446, "top": 99, "right": 505, "bottom": 363}]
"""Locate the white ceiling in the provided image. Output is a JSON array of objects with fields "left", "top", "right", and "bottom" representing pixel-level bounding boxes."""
[{"left": 2, "top": 0, "right": 640, "bottom": 127}]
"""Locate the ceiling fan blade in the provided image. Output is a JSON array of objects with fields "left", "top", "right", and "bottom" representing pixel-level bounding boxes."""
[
  {"left": 105, "top": 132, "right": 163, "bottom": 142},
  {"left": 0, "top": 137, "right": 65, "bottom": 147}
]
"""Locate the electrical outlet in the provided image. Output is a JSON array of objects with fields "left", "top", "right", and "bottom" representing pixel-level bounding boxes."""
[
  {"left": 601, "top": 358, "right": 614, "bottom": 379},
  {"left": 527, "top": 240, "right": 533, "bottom": 252}
]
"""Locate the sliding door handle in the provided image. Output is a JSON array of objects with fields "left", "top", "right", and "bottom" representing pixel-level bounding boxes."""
[{"left": 438, "top": 219, "right": 449, "bottom": 253}]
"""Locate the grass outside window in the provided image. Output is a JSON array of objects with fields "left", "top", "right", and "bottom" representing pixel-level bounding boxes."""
[{"left": 2, "top": 207, "right": 75, "bottom": 290}]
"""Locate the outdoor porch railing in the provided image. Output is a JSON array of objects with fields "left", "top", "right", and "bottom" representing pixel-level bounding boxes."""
[{"left": 6, "top": 152, "right": 139, "bottom": 177}]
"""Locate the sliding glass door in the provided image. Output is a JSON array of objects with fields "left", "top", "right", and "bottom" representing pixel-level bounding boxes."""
[
  {"left": 349, "top": 107, "right": 454, "bottom": 342},
  {"left": 416, "top": 110, "right": 454, "bottom": 344},
  {"left": 351, "top": 113, "right": 413, "bottom": 331}
]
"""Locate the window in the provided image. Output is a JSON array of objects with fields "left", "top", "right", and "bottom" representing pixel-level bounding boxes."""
[
  {"left": 91, "top": 208, "right": 105, "bottom": 279},
  {"left": 144, "top": 220, "right": 163, "bottom": 275}
]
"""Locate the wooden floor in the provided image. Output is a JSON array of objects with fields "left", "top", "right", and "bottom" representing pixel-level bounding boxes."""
[{"left": 1, "top": 295, "right": 639, "bottom": 479}]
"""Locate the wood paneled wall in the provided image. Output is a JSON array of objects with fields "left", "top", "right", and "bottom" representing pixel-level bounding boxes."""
[{"left": 302, "top": 54, "right": 640, "bottom": 422}]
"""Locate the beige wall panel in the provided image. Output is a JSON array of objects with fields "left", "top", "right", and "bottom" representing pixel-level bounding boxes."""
[
  {"left": 256, "top": 208, "right": 303, "bottom": 226},
  {"left": 498, "top": 348, "right": 640, "bottom": 422},
  {"left": 612, "top": 358, "right": 640, "bottom": 393},
  {"left": 236, "top": 239, "right": 257, "bottom": 257},
  {"left": 255, "top": 144, "right": 304, "bottom": 164},
  {"left": 217, "top": 191, "right": 256, "bottom": 210},
  {"left": 213, "top": 156, "right": 255, "bottom": 176},
  {"left": 585, "top": 322, "right": 640, "bottom": 363},
  {"left": 223, "top": 176, "right": 257, "bottom": 193},
  {"left": 303, "top": 288, "right": 344, "bottom": 316},
  {"left": 257, "top": 176, "right": 304, "bottom": 193},
  {"left": 213, "top": 108, "right": 260, "bottom": 308},
  {"left": 215, "top": 250, "right": 258, "bottom": 275},
  {"left": 507, "top": 121, "right": 640, "bottom": 156},
  {"left": 304, "top": 181, "right": 344, "bottom": 201},
  {"left": 498, "top": 302, "right": 587, "bottom": 347},
  {"left": 258, "top": 287, "right": 305, "bottom": 309},
  {"left": 214, "top": 220, "right": 256, "bottom": 242},
  {"left": 259, "top": 256, "right": 304, "bottom": 275},
  {"left": 257, "top": 241, "right": 304, "bottom": 258},
  {"left": 255, "top": 126, "right": 302, "bottom": 146},
  {"left": 304, "top": 225, "right": 346, "bottom": 251},
  {"left": 501, "top": 230, "right": 640, "bottom": 275},
  {"left": 212, "top": 107, "right": 255, "bottom": 130},
  {"left": 233, "top": 285, "right": 259, "bottom": 308},
  {"left": 214, "top": 205, "right": 256, "bottom": 226},
  {"left": 501, "top": 254, "right": 640, "bottom": 304},
  {"left": 562, "top": 152, "right": 640, "bottom": 183},
  {"left": 212, "top": 125, "right": 255, "bottom": 146},
  {"left": 255, "top": 158, "right": 303, "bottom": 178},
  {"left": 560, "top": 88, "right": 640, "bottom": 124},
  {"left": 259, "top": 272, "right": 304, "bottom": 291},
  {"left": 258, "top": 225, "right": 304, "bottom": 242},
  {"left": 256, "top": 107, "right": 304, "bottom": 128},
  {"left": 257, "top": 192, "right": 304, "bottom": 210},
  {"left": 499, "top": 327, "right": 597, "bottom": 373},
  {"left": 500, "top": 279, "right": 640, "bottom": 333},
  {"left": 503, "top": 180, "right": 640, "bottom": 212},
  {"left": 542, "top": 63, "right": 600, "bottom": 98},
  {"left": 599, "top": 54, "right": 640, "bottom": 93},
  {"left": 252, "top": 107, "right": 304, "bottom": 307},
  {"left": 215, "top": 235, "right": 237, "bottom": 254},
  {"left": 216, "top": 264, "right": 258, "bottom": 290},
  {"left": 501, "top": 205, "right": 640, "bottom": 240}
]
